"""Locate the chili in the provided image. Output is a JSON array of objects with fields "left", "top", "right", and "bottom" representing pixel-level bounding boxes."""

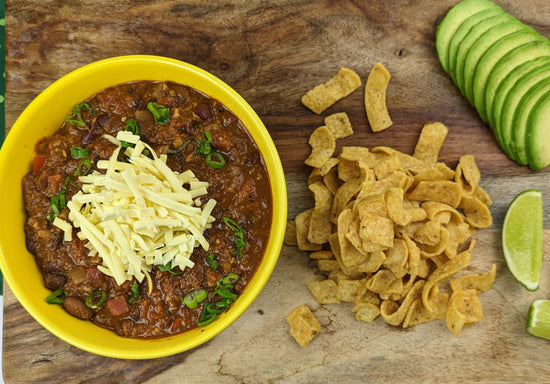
[{"left": 23, "top": 81, "right": 272, "bottom": 339}]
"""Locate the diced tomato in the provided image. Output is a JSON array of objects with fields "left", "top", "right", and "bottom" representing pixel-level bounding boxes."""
[{"left": 32, "top": 155, "right": 47, "bottom": 173}]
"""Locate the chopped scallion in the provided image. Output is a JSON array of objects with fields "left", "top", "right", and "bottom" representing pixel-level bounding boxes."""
[
  {"left": 196, "top": 131, "right": 212, "bottom": 155},
  {"left": 76, "top": 159, "right": 92, "bottom": 176},
  {"left": 206, "top": 151, "right": 226, "bottom": 168},
  {"left": 167, "top": 138, "right": 193, "bottom": 154},
  {"left": 128, "top": 280, "right": 140, "bottom": 304},
  {"left": 223, "top": 217, "right": 245, "bottom": 259},
  {"left": 122, "top": 119, "right": 140, "bottom": 148},
  {"left": 46, "top": 289, "right": 67, "bottom": 304},
  {"left": 182, "top": 288, "right": 207, "bottom": 309},
  {"left": 70, "top": 146, "right": 89, "bottom": 159},
  {"left": 85, "top": 290, "right": 107, "bottom": 309},
  {"left": 159, "top": 262, "right": 184, "bottom": 275},
  {"left": 198, "top": 274, "right": 239, "bottom": 327},
  {"left": 47, "top": 190, "right": 67, "bottom": 221},
  {"left": 206, "top": 253, "right": 219, "bottom": 271},
  {"left": 222, "top": 273, "right": 239, "bottom": 285},
  {"left": 125, "top": 118, "right": 139, "bottom": 135},
  {"left": 65, "top": 102, "right": 90, "bottom": 127},
  {"left": 146, "top": 102, "right": 170, "bottom": 125}
]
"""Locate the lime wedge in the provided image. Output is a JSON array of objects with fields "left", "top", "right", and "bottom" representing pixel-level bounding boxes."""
[
  {"left": 502, "top": 189, "right": 543, "bottom": 291},
  {"left": 527, "top": 299, "right": 550, "bottom": 340}
]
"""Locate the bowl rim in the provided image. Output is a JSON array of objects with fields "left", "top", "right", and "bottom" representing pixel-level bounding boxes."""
[{"left": 0, "top": 55, "right": 287, "bottom": 359}]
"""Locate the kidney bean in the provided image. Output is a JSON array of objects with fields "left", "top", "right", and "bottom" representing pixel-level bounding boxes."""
[
  {"left": 43, "top": 273, "right": 67, "bottom": 290},
  {"left": 63, "top": 296, "right": 93, "bottom": 320},
  {"left": 195, "top": 103, "right": 212, "bottom": 120}
]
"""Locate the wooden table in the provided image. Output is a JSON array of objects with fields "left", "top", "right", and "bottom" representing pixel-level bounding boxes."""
[{"left": 4, "top": 1, "right": 550, "bottom": 382}]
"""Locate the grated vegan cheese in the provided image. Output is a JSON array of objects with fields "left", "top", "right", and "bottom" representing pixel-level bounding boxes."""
[{"left": 55, "top": 131, "right": 217, "bottom": 286}]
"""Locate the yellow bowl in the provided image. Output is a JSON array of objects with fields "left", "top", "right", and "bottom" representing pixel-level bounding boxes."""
[{"left": 0, "top": 55, "right": 287, "bottom": 359}]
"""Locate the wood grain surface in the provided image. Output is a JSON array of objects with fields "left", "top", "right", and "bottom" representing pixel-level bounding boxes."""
[{"left": 4, "top": 1, "right": 550, "bottom": 383}]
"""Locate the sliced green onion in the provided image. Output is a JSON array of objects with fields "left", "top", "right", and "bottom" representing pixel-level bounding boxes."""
[
  {"left": 47, "top": 190, "right": 67, "bottom": 221},
  {"left": 52, "top": 190, "right": 67, "bottom": 210},
  {"left": 193, "top": 131, "right": 226, "bottom": 169},
  {"left": 158, "top": 262, "right": 184, "bottom": 275},
  {"left": 196, "top": 131, "right": 213, "bottom": 155},
  {"left": 70, "top": 146, "right": 89, "bottom": 159},
  {"left": 46, "top": 289, "right": 67, "bottom": 304},
  {"left": 146, "top": 102, "right": 170, "bottom": 125},
  {"left": 182, "top": 288, "right": 207, "bottom": 309},
  {"left": 63, "top": 176, "right": 76, "bottom": 188},
  {"left": 206, "top": 253, "right": 219, "bottom": 271},
  {"left": 85, "top": 290, "right": 107, "bottom": 309},
  {"left": 167, "top": 138, "right": 194, "bottom": 154},
  {"left": 49, "top": 200, "right": 60, "bottom": 216},
  {"left": 205, "top": 301, "right": 227, "bottom": 314},
  {"left": 65, "top": 102, "right": 90, "bottom": 127},
  {"left": 206, "top": 151, "right": 226, "bottom": 168},
  {"left": 222, "top": 273, "right": 239, "bottom": 285},
  {"left": 125, "top": 118, "right": 140, "bottom": 135},
  {"left": 121, "top": 119, "right": 140, "bottom": 148},
  {"left": 128, "top": 280, "right": 140, "bottom": 304},
  {"left": 76, "top": 159, "right": 92, "bottom": 176},
  {"left": 223, "top": 217, "right": 245, "bottom": 259},
  {"left": 198, "top": 274, "right": 240, "bottom": 327},
  {"left": 197, "top": 311, "right": 218, "bottom": 327},
  {"left": 215, "top": 288, "right": 238, "bottom": 301}
]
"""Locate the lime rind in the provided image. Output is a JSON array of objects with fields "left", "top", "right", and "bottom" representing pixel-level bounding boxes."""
[
  {"left": 526, "top": 300, "right": 550, "bottom": 340},
  {"left": 502, "top": 189, "right": 542, "bottom": 292}
]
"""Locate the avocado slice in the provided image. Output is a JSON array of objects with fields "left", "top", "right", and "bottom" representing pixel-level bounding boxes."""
[
  {"left": 490, "top": 56, "right": 550, "bottom": 147},
  {"left": 509, "top": 76, "right": 550, "bottom": 164},
  {"left": 486, "top": 45, "right": 550, "bottom": 129},
  {"left": 447, "top": 8, "right": 504, "bottom": 82},
  {"left": 526, "top": 90, "right": 550, "bottom": 169},
  {"left": 473, "top": 31, "right": 547, "bottom": 123},
  {"left": 436, "top": 0, "right": 502, "bottom": 74},
  {"left": 496, "top": 64, "right": 550, "bottom": 162},
  {"left": 463, "top": 21, "right": 534, "bottom": 105},
  {"left": 452, "top": 13, "right": 513, "bottom": 95}
]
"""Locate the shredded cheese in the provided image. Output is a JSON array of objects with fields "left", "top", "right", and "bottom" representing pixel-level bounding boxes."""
[
  {"left": 63, "top": 131, "right": 217, "bottom": 286},
  {"left": 53, "top": 217, "right": 73, "bottom": 242}
]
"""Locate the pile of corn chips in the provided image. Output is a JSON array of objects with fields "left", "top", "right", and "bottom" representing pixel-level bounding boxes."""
[{"left": 286, "top": 67, "right": 496, "bottom": 346}]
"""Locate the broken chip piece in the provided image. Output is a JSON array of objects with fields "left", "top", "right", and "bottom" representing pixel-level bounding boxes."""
[
  {"left": 287, "top": 305, "right": 321, "bottom": 347},
  {"left": 301, "top": 68, "right": 361, "bottom": 114},
  {"left": 325, "top": 112, "right": 354, "bottom": 139},
  {"left": 305, "top": 126, "right": 336, "bottom": 168},
  {"left": 365, "top": 62, "right": 393, "bottom": 132},
  {"left": 446, "top": 289, "right": 484, "bottom": 336}
]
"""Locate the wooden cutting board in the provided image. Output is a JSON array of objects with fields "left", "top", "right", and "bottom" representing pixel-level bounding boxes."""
[{"left": 3, "top": 1, "right": 550, "bottom": 383}]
